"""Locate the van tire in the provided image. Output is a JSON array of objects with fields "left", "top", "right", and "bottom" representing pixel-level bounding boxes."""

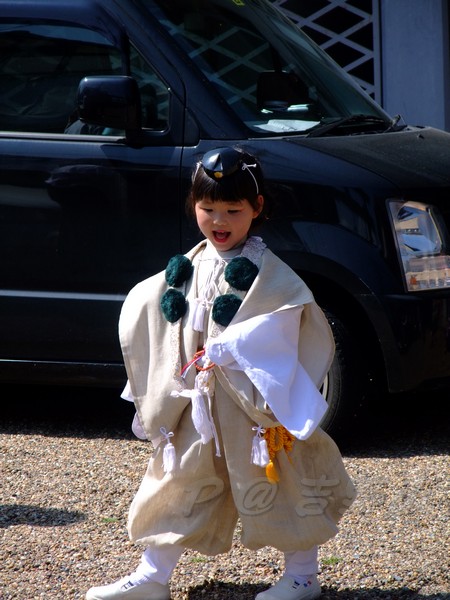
[{"left": 319, "top": 309, "right": 365, "bottom": 440}]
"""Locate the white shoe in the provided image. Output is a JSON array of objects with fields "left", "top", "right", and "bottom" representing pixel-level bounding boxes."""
[
  {"left": 85, "top": 577, "right": 170, "bottom": 600},
  {"left": 255, "top": 574, "right": 321, "bottom": 600}
]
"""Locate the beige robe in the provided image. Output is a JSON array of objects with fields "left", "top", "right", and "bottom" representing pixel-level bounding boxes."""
[{"left": 119, "top": 240, "right": 356, "bottom": 555}]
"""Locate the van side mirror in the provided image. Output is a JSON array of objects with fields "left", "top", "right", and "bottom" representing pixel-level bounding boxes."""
[
  {"left": 77, "top": 76, "right": 141, "bottom": 131},
  {"left": 257, "top": 71, "right": 310, "bottom": 112}
]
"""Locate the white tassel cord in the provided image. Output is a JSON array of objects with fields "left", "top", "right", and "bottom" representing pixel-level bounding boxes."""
[
  {"left": 195, "top": 367, "right": 221, "bottom": 456},
  {"left": 188, "top": 257, "right": 224, "bottom": 332},
  {"left": 189, "top": 299, "right": 207, "bottom": 332},
  {"left": 251, "top": 425, "right": 270, "bottom": 467},
  {"left": 160, "top": 427, "right": 176, "bottom": 473},
  {"left": 190, "top": 387, "right": 214, "bottom": 444},
  {"left": 170, "top": 385, "right": 213, "bottom": 443},
  {"left": 171, "top": 366, "right": 221, "bottom": 457}
]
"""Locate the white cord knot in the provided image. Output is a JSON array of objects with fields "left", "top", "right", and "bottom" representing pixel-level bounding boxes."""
[
  {"left": 252, "top": 425, "right": 266, "bottom": 436},
  {"left": 170, "top": 371, "right": 221, "bottom": 458},
  {"left": 160, "top": 427, "right": 174, "bottom": 442},
  {"left": 160, "top": 427, "right": 176, "bottom": 473},
  {"left": 251, "top": 424, "right": 270, "bottom": 467}
]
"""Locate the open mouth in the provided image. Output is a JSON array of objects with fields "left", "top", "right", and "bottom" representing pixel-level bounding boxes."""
[{"left": 213, "top": 230, "right": 231, "bottom": 243}]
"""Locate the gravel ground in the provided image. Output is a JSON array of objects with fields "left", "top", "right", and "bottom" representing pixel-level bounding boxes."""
[{"left": 1, "top": 386, "right": 449, "bottom": 600}]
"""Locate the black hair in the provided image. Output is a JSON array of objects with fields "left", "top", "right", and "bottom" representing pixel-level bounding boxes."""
[{"left": 186, "top": 147, "right": 268, "bottom": 228}]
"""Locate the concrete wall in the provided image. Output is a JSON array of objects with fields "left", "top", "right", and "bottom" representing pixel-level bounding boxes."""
[{"left": 380, "top": 0, "right": 450, "bottom": 130}]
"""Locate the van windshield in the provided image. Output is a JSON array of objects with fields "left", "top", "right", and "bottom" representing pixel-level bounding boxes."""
[{"left": 142, "top": 0, "right": 390, "bottom": 136}]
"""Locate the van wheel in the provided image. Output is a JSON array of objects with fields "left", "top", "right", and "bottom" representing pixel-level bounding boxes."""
[{"left": 319, "top": 310, "right": 366, "bottom": 439}]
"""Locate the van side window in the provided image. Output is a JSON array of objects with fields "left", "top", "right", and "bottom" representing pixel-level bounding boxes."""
[
  {"left": 0, "top": 23, "right": 169, "bottom": 134},
  {"left": 0, "top": 23, "right": 120, "bottom": 133}
]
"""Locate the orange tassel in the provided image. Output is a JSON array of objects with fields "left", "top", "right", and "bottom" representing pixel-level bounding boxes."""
[
  {"left": 264, "top": 425, "right": 295, "bottom": 484},
  {"left": 265, "top": 460, "right": 279, "bottom": 484}
]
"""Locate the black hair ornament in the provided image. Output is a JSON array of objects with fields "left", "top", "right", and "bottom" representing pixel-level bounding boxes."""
[{"left": 200, "top": 147, "right": 259, "bottom": 194}]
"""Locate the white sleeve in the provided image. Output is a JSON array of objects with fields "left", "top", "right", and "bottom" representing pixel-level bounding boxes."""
[
  {"left": 205, "top": 307, "right": 328, "bottom": 439},
  {"left": 131, "top": 412, "right": 148, "bottom": 440},
  {"left": 120, "top": 379, "right": 134, "bottom": 401}
]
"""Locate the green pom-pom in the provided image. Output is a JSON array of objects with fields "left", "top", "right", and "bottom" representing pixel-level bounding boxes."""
[
  {"left": 161, "top": 288, "right": 187, "bottom": 322},
  {"left": 165, "top": 255, "right": 193, "bottom": 287},
  {"left": 225, "top": 257, "right": 258, "bottom": 291},
  {"left": 212, "top": 294, "right": 242, "bottom": 327}
]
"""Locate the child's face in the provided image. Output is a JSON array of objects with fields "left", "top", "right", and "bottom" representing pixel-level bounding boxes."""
[{"left": 195, "top": 196, "right": 263, "bottom": 251}]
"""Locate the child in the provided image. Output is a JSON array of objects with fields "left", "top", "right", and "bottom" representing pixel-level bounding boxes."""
[{"left": 86, "top": 147, "right": 356, "bottom": 600}]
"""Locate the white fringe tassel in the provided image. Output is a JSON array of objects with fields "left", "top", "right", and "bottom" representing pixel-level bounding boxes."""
[
  {"left": 170, "top": 366, "right": 221, "bottom": 457},
  {"left": 189, "top": 300, "right": 206, "bottom": 332},
  {"left": 191, "top": 388, "right": 214, "bottom": 444},
  {"left": 251, "top": 425, "right": 270, "bottom": 467},
  {"left": 160, "top": 427, "right": 176, "bottom": 473}
]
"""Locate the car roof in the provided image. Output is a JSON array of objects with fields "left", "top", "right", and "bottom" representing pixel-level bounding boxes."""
[{"left": 0, "top": 0, "right": 111, "bottom": 20}]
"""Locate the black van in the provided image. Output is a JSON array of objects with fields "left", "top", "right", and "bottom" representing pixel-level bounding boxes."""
[{"left": 1, "top": 0, "right": 450, "bottom": 436}]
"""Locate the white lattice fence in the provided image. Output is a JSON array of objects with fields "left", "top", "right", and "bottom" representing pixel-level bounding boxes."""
[{"left": 271, "top": 0, "right": 380, "bottom": 101}]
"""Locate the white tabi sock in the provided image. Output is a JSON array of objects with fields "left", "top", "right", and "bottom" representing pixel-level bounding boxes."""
[
  {"left": 284, "top": 546, "right": 319, "bottom": 580},
  {"left": 129, "top": 545, "right": 184, "bottom": 586}
]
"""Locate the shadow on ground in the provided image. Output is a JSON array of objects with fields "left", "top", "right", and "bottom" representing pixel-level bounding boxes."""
[
  {"left": 1, "top": 384, "right": 448, "bottom": 457},
  {"left": 185, "top": 579, "right": 448, "bottom": 599},
  {"left": 333, "top": 388, "right": 448, "bottom": 458},
  {"left": 0, "top": 503, "right": 85, "bottom": 527},
  {"left": 1, "top": 383, "right": 135, "bottom": 440}
]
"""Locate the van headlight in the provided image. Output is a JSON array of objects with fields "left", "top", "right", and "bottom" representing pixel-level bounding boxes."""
[{"left": 388, "top": 200, "right": 450, "bottom": 291}]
